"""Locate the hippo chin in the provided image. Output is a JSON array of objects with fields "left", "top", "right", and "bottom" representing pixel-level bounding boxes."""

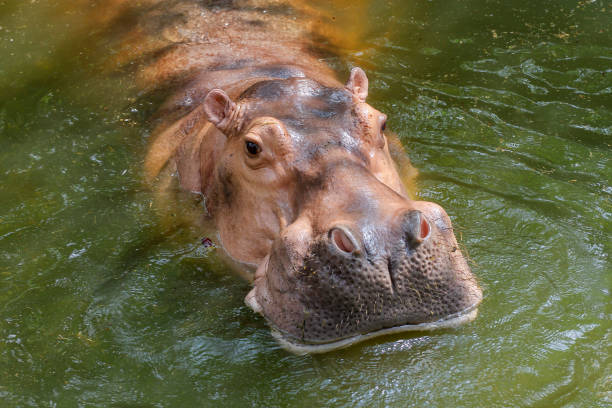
[{"left": 138, "top": 1, "right": 482, "bottom": 353}]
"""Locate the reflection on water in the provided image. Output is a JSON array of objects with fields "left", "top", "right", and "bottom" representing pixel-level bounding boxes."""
[{"left": 0, "top": 0, "right": 610, "bottom": 406}]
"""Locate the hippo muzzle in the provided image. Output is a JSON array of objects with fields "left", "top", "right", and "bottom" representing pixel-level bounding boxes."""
[{"left": 245, "top": 165, "right": 482, "bottom": 353}]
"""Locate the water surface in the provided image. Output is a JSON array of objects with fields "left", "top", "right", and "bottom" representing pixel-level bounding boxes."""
[{"left": 1, "top": 0, "right": 610, "bottom": 406}]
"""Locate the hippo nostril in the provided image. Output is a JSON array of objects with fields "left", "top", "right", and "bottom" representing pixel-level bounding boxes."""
[
  {"left": 404, "top": 210, "right": 431, "bottom": 246},
  {"left": 419, "top": 215, "right": 430, "bottom": 241},
  {"left": 330, "top": 227, "right": 357, "bottom": 254}
]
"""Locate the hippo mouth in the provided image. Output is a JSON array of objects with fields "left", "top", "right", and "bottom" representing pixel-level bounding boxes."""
[
  {"left": 244, "top": 205, "right": 483, "bottom": 354},
  {"left": 268, "top": 302, "right": 480, "bottom": 354}
]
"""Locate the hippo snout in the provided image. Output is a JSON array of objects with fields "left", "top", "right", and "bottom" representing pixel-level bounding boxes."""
[{"left": 246, "top": 199, "right": 482, "bottom": 352}]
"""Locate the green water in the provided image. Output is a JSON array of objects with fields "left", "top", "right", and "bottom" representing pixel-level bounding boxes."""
[{"left": 1, "top": 0, "right": 610, "bottom": 406}]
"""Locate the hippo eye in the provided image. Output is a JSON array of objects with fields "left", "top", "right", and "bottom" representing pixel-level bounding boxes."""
[
  {"left": 381, "top": 120, "right": 387, "bottom": 132},
  {"left": 245, "top": 140, "right": 261, "bottom": 156}
]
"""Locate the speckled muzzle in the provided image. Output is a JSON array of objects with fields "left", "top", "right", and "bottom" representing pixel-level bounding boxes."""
[{"left": 245, "top": 169, "right": 482, "bottom": 353}]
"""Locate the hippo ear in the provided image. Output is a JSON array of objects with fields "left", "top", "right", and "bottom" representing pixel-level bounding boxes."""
[
  {"left": 346, "top": 67, "right": 369, "bottom": 102},
  {"left": 203, "top": 89, "right": 237, "bottom": 132}
]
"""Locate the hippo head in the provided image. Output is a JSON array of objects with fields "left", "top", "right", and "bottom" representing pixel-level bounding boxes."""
[{"left": 201, "top": 68, "right": 482, "bottom": 353}]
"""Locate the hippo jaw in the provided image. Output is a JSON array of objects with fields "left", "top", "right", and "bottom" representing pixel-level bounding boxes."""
[
  {"left": 269, "top": 304, "right": 480, "bottom": 354},
  {"left": 247, "top": 275, "right": 480, "bottom": 354},
  {"left": 245, "top": 200, "right": 483, "bottom": 354}
]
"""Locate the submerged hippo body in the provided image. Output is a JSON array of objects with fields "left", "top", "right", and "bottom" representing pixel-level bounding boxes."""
[{"left": 123, "top": 0, "right": 483, "bottom": 352}]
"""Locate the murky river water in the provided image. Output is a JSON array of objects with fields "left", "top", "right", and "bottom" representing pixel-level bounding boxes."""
[{"left": 1, "top": 0, "right": 610, "bottom": 406}]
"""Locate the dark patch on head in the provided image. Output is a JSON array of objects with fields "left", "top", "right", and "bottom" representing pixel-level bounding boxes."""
[
  {"left": 238, "top": 79, "right": 352, "bottom": 128},
  {"left": 311, "top": 109, "right": 336, "bottom": 119},
  {"left": 250, "top": 65, "right": 305, "bottom": 80},
  {"left": 209, "top": 59, "right": 254, "bottom": 71},
  {"left": 239, "top": 79, "right": 289, "bottom": 100},
  {"left": 239, "top": 78, "right": 347, "bottom": 103}
]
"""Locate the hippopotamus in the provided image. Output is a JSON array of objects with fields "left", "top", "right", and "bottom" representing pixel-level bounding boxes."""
[{"left": 117, "top": 0, "right": 483, "bottom": 353}]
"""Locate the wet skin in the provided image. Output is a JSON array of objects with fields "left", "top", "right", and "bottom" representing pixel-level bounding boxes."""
[{"left": 136, "top": 0, "right": 482, "bottom": 352}]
